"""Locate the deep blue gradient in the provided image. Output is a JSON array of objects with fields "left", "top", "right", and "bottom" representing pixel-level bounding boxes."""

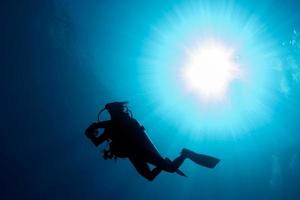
[{"left": 1, "top": 0, "right": 300, "bottom": 199}]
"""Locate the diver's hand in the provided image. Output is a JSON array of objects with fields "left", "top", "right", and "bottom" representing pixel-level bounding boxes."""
[
  {"left": 85, "top": 122, "right": 98, "bottom": 139},
  {"left": 88, "top": 122, "right": 99, "bottom": 130}
]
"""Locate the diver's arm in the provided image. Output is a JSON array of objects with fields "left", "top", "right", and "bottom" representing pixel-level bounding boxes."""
[
  {"left": 85, "top": 121, "right": 111, "bottom": 146},
  {"left": 85, "top": 121, "right": 111, "bottom": 134},
  {"left": 93, "top": 120, "right": 111, "bottom": 129},
  {"left": 90, "top": 131, "right": 109, "bottom": 146}
]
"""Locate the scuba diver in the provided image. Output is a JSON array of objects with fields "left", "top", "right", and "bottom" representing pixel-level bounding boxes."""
[{"left": 85, "top": 101, "right": 220, "bottom": 181}]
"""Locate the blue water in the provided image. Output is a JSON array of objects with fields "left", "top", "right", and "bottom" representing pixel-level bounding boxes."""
[{"left": 1, "top": 0, "right": 300, "bottom": 199}]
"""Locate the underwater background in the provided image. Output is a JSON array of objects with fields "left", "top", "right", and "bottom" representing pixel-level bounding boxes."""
[{"left": 1, "top": 0, "right": 300, "bottom": 199}]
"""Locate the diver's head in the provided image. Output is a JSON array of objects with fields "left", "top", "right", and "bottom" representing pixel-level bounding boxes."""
[
  {"left": 104, "top": 101, "right": 129, "bottom": 118},
  {"left": 97, "top": 101, "right": 131, "bottom": 121}
]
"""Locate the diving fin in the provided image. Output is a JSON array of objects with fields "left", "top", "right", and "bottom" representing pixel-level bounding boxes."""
[
  {"left": 182, "top": 148, "right": 220, "bottom": 168},
  {"left": 176, "top": 169, "right": 187, "bottom": 177}
]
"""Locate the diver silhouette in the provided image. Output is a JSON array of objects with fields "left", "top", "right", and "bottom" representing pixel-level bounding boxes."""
[{"left": 85, "top": 101, "right": 220, "bottom": 181}]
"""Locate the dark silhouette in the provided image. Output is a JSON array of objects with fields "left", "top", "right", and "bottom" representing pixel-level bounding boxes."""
[{"left": 85, "top": 101, "right": 220, "bottom": 181}]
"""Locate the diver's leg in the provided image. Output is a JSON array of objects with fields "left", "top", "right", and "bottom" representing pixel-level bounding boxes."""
[
  {"left": 147, "top": 152, "right": 187, "bottom": 173},
  {"left": 149, "top": 148, "right": 220, "bottom": 170},
  {"left": 146, "top": 149, "right": 220, "bottom": 172},
  {"left": 144, "top": 149, "right": 220, "bottom": 175},
  {"left": 129, "top": 157, "right": 162, "bottom": 181}
]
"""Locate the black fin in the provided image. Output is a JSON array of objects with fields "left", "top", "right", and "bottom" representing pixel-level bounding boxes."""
[
  {"left": 183, "top": 149, "right": 220, "bottom": 168},
  {"left": 176, "top": 169, "right": 187, "bottom": 177}
]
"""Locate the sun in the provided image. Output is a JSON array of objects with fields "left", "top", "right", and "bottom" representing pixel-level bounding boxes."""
[
  {"left": 141, "top": 1, "right": 281, "bottom": 136},
  {"left": 182, "top": 39, "right": 241, "bottom": 101}
]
